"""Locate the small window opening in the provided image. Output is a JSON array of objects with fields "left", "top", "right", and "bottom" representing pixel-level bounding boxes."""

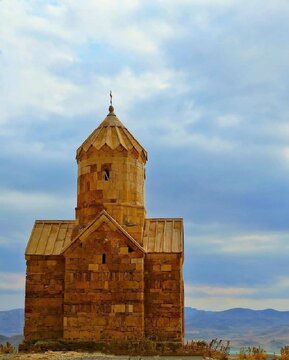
[
  {"left": 104, "top": 169, "right": 110, "bottom": 181},
  {"left": 102, "top": 253, "right": 106, "bottom": 264},
  {"left": 128, "top": 246, "right": 133, "bottom": 253}
]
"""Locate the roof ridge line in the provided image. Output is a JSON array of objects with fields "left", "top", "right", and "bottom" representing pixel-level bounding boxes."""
[
  {"left": 35, "top": 220, "right": 75, "bottom": 223},
  {"left": 60, "top": 210, "right": 145, "bottom": 254},
  {"left": 145, "top": 217, "right": 183, "bottom": 221}
]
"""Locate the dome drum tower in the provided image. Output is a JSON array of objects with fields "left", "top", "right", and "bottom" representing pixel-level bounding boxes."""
[{"left": 75, "top": 105, "right": 147, "bottom": 243}]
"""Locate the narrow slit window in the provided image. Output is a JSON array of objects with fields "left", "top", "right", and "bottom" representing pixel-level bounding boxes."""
[
  {"left": 128, "top": 245, "right": 133, "bottom": 253},
  {"left": 102, "top": 254, "right": 106, "bottom": 264},
  {"left": 104, "top": 169, "right": 110, "bottom": 181}
]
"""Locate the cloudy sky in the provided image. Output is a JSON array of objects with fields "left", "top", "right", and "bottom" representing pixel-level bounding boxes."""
[{"left": 1, "top": 0, "right": 289, "bottom": 311}]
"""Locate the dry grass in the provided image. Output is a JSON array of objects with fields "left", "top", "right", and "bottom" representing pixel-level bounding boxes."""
[
  {"left": 0, "top": 351, "right": 105, "bottom": 360},
  {"left": 0, "top": 343, "right": 14, "bottom": 354},
  {"left": 280, "top": 346, "right": 289, "bottom": 360},
  {"left": 238, "top": 346, "right": 267, "bottom": 360},
  {"left": 182, "top": 338, "right": 230, "bottom": 359},
  {"left": 19, "top": 337, "right": 230, "bottom": 358}
]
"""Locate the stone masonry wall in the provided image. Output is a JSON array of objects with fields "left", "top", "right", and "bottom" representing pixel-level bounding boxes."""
[
  {"left": 144, "top": 253, "right": 184, "bottom": 343},
  {"left": 63, "top": 222, "right": 145, "bottom": 342},
  {"left": 24, "top": 255, "right": 65, "bottom": 340},
  {"left": 76, "top": 149, "right": 146, "bottom": 243}
]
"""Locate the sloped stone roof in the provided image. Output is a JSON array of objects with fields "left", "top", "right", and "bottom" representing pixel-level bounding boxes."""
[
  {"left": 143, "top": 218, "right": 184, "bottom": 253},
  {"left": 25, "top": 220, "right": 75, "bottom": 256},
  {"left": 25, "top": 217, "right": 183, "bottom": 256},
  {"left": 76, "top": 106, "right": 147, "bottom": 161}
]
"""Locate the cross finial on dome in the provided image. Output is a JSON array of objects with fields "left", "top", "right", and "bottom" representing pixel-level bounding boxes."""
[{"left": 108, "top": 91, "right": 115, "bottom": 115}]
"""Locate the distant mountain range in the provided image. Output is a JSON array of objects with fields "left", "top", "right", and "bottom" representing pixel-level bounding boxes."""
[
  {"left": 0, "top": 309, "right": 23, "bottom": 336},
  {"left": 1, "top": 307, "right": 289, "bottom": 352},
  {"left": 185, "top": 307, "right": 289, "bottom": 352},
  {"left": 0, "top": 309, "right": 24, "bottom": 348}
]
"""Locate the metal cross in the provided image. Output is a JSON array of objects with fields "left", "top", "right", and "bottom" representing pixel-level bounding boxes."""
[{"left": 110, "top": 91, "right": 112, "bottom": 106}]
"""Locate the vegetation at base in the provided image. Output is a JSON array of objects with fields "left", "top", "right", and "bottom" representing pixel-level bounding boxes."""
[
  {"left": 182, "top": 338, "right": 230, "bottom": 359},
  {"left": 0, "top": 341, "right": 15, "bottom": 354},
  {"left": 280, "top": 346, "right": 289, "bottom": 360},
  {"left": 15, "top": 339, "right": 289, "bottom": 359},
  {"left": 19, "top": 338, "right": 230, "bottom": 358},
  {"left": 238, "top": 346, "right": 267, "bottom": 360},
  {"left": 104, "top": 337, "right": 230, "bottom": 357}
]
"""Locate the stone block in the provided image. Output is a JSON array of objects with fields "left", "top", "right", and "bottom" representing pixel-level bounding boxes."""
[
  {"left": 153, "top": 264, "right": 161, "bottom": 271},
  {"left": 125, "top": 315, "right": 141, "bottom": 327},
  {"left": 161, "top": 264, "right": 172, "bottom": 271},
  {"left": 119, "top": 246, "right": 128, "bottom": 254},
  {"left": 112, "top": 304, "right": 126, "bottom": 313},
  {"left": 88, "top": 264, "right": 99, "bottom": 271},
  {"left": 135, "top": 263, "right": 143, "bottom": 271},
  {"left": 94, "top": 255, "right": 103, "bottom": 264}
]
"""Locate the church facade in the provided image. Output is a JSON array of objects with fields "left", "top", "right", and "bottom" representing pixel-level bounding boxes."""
[{"left": 24, "top": 105, "right": 184, "bottom": 344}]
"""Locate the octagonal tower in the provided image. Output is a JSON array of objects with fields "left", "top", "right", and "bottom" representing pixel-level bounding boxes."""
[{"left": 75, "top": 105, "right": 147, "bottom": 244}]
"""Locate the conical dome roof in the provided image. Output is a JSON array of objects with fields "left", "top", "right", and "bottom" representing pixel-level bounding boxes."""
[{"left": 76, "top": 106, "right": 147, "bottom": 162}]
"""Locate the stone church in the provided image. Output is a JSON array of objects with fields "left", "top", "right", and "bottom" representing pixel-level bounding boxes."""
[{"left": 24, "top": 104, "right": 184, "bottom": 345}]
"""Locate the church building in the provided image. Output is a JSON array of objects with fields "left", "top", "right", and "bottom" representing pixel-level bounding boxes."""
[{"left": 24, "top": 103, "right": 184, "bottom": 345}]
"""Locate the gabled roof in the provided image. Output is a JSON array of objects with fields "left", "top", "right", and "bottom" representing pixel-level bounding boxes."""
[
  {"left": 25, "top": 220, "right": 75, "bottom": 256},
  {"left": 25, "top": 215, "right": 183, "bottom": 256},
  {"left": 61, "top": 210, "right": 145, "bottom": 254},
  {"left": 143, "top": 218, "right": 184, "bottom": 253},
  {"left": 76, "top": 106, "right": 147, "bottom": 162}
]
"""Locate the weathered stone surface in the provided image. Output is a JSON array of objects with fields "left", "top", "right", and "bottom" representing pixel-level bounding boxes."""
[
  {"left": 62, "top": 221, "right": 145, "bottom": 342},
  {"left": 144, "top": 253, "right": 183, "bottom": 342},
  {"left": 24, "top": 106, "right": 184, "bottom": 346},
  {"left": 24, "top": 257, "right": 65, "bottom": 341}
]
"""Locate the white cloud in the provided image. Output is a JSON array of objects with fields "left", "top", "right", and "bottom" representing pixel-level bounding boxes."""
[
  {"left": 217, "top": 114, "right": 242, "bottom": 128},
  {"left": 57, "top": 0, "right": 180, "bottom": 55},
  {"left": 0, "top": 0, "right": 183, "bottom": 126},
  {"left": 185, "top": 283, "right": 256, "bottom": 296},
  {"left": 0, "top": 293, "right": 24, "bottom": 311},
  {"left": 0, "top": 138, "right": 74, "bottom": 161},
  {"left": 281, "top": 147, "right": 289, "bottom": 163},
  {"left": 0, "top": 272, "right": 25, "bottom": 291},
  {"left": 0, "top": 189, "right": 74, "bottom": 213},
  {"left": 184, "top": 275, "right": 289, "bottom": 311},
  {"left": 274, "top": 276, "right": 289, "bottom": 289},
  {"left": 215, "top": 233, "right": 276, "bottom": 253},
  {"left": 186, "top": 224, "right": 289, "bottom": 254},
  {"left": 84, "top": 68, "right": 185, "bottom": 117},
  {"left": 151, "top": 110, "right": 235, "bottom": 152},
  {"left": 0, "top": 1, "right": 78, "bottom": 123},
  {"left": 0, "top": 231, "right": 27, "bottom": 248}
]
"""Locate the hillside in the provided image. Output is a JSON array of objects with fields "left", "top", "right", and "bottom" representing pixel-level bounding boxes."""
[
  {"left": 1, "top": 308, "right": 289, "bottom": 352},
  {"left": 185, "top": 307, "right": 289, "bottom": 352},
  {"left": 0, "top": 309, "right": 23, "bottom": 336}
]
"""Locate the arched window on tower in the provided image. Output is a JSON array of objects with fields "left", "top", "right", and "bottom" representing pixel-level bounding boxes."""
[{"left": 102, "top": 254, "right": 106, "bottom": 264}]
